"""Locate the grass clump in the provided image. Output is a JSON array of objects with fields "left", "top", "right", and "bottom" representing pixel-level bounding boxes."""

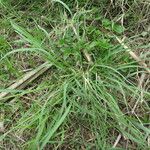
[{"left": 0, "top": 0, "right": 150, "bottom": 149}]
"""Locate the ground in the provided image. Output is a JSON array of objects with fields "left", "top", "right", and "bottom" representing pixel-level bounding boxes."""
[{"left": 0, "top": 0, "right": 150, "bottom": 150}]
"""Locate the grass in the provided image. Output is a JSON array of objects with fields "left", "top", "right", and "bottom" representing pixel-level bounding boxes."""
[{"left": 0, "top": 0, "right": 150, "bottom": 149}]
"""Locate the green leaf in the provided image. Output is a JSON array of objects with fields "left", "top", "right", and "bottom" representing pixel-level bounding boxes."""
[
  {"left": 113, "top": 24, "right": 125, "bottom": 34},
  {"left": 97, "top": 39, "right": 112, "bottom": 49},
  {"left": 102, "top": 19, "right": 112, "bottom": 30},
  {"left": 102, "top": 18, "right": 125, "bottom": 34}
]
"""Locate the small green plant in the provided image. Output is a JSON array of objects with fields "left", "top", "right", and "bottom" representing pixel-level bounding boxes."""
[{"left": 102, "top": 18, "right": 125, "bottom": 34}]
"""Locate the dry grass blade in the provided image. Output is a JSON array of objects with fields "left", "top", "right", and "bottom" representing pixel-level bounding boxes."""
[
  {"left": 116, "top": 37, "right": 150, "bottom": 74},
  {"left": 0, "top": 62, "right": 52, "bottom": 101},
  {"left": 113, "top": 133, "right": 122, "bottom": 148},
  {"left": 0, "top": 109, "right": 4, "bottom": 132},
  {"left": 83, "top": 50, "right": 93, "bottom": 63}
]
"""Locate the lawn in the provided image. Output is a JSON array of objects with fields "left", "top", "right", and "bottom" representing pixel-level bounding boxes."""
[{"left": 0, "top": 0, "right": 150, "bottom": 149}]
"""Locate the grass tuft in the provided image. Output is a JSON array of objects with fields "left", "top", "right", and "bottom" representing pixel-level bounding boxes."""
[{"left": 0, "top": 0, "right": 150, "bottom": 149}]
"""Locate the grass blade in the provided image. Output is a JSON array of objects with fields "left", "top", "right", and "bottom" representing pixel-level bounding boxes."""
[
  {"left": 52, "top": 0, "right": 72, "bottom": 16},
  {"left": 40, "top": 104, "right": 71, "bottom": 149}
]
